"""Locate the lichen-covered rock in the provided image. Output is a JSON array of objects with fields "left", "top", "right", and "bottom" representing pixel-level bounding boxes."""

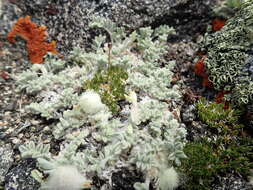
[
  {"left": 17, "top": 0, "right": 189, "bottom": 29},
  {"left": 4, "top": 158, "right": 40, "bottom": 190},
  {"left": 212, "top": 173, "right": 253, "bottom": 190},
  {"left": 8, "top": 0, "right": 190, "bottom": 54},
  {"left": 2, "top": 0, "right": 218, "bottom": 56},
  {"left": 0, "top": 144, "right": 13, "bottom": 184},
  {"left": 203, "top": 1, "right": 253, "bottom": 113}
]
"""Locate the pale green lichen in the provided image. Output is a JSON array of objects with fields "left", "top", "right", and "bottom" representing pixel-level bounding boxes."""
[
  {"left": 203, "top": 1, "right": 253, "bottom": 107},
  {"left": 213, "top": 0, "right": 246, "bottom": 18}
]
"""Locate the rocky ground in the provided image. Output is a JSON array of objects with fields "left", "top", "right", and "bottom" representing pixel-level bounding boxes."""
[{"left": 0, "top": 0, "right": 252, "bottom": 190}]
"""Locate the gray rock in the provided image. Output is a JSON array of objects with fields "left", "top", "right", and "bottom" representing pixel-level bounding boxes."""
[
  {"left": 4, "top": 159, "right": 40, "bottom": 190},
  {"left": 2, "top": 0, "right": 217, "bottom": 57},
  {"left": 0, "top": 3, "right": 23, "bottom": 37},
  {"left": 212, "top": 174, "right": 253, "bottom": 190},
  {"left": 5, "top": 0, "right": 190, "bottom": 54},
  {"left": 0, "top": 144, "right": 13, "bottom": 184},
  {"left": 181, "top": 105, "right": 196, "bottom": 123}
]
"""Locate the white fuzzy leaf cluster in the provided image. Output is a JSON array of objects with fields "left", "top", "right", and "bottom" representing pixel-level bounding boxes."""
[
  {"left": 19, "top": 131, "right": 89, "bottom": 173},
  {"left": 41, "top": 165, "right": 89, "bottom": 190},
  {"left": 27, "top": 88, "right": 79, "bottom": 119},
  {"left": 16, "top": 17, "right": 186, "bottom": 190},
  {"left": 20, "top": 97, "right": 186, "bottom": 189},
  {"left": 127, "top": 98, "right": 187, "bottom": 172},
  {"left": 19, "top": 141, "right": 51, "bottom": 159},
  {"left": 89, "top": 16, "right": 126, "bottom": 43},
  {"left": 128, "top": 62, "right": 180, "bottom": 100},
  {"left": 53, "top": 91, "right": 110, "bottom": 139},
  {"left": 137, "top": 26, "right": 175, "bottom": 62}
]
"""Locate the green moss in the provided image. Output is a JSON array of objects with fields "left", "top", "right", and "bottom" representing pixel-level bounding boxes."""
[
  {"left": 181, "top": 137, "right": 253, "bottom": 190},
  {"left": 226, "top": 0, "right": 244, "bottom": 9},
  {"left": 84, "top": 65, "right": 128, "bottom": 113},
  {"left": 195, "top": 98, "right": 243, "bottom": 134},
  {"left": 181, "top": 99, "right": 253, "bottom": 189},
  {"left": 181, "top": 141, "right": 219, "bottom": 190}
]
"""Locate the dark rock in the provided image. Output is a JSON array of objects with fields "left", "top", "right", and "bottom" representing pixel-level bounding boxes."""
[
  {"left": 5, "top": 101, "right": 17, "bottom": 111},
  {"left": 0, "top": 144, "right": 13, "bottom": 184},
  {"left": 212, "top": 174, "right": 253, "bottom": 190},
  {"left": 111, "top": 168, "right": 146, "bottom": 190},
  {"left": 153, "top": 0, "right": 216, "bottom": 40},
  {"left": 181, "top": 105, "right": 196, "bottom": 123},
  {"left": 4, "top": 158, "right": 40, "bottom": 190}
]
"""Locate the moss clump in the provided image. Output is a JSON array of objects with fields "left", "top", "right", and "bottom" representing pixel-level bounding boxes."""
[
  {"left": 181, "top": 99, "right": 253, "bottom": 189},
  {"left": 84, "top": 65, "right": 128, "bottom": 113},
  {"left": 195, "top": 98, "right": 243, "bottom": 134},
  {"left": 181, "top": 140, "right": 219, "bottom": 190},
  {"left": 226, "top": 0, "right": 244, "bottom": 9},
  {"left": 182, "top": 137, "right": 253, "bottom": 190}
]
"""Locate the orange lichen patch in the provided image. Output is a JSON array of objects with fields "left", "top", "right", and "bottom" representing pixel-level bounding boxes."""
[
  {"left": 215, "top": 91, "right": 230, "bottom": 109},
  {"left": 215, "top": 91, "right": 231, "bottom": 104},
  {"left": 212, "top": 18, "right": 226, "bottom": 32},
  {"left": 0, "top": 70, "right": 10, "bottom": 80},
  {"left": 202, "top": 77, "right": 213, "bottom": 88},
  {"left": 223, "top": 101, "right": 230, "bottom": 110},
  {"left": 194, "top": 56, "right": 206, "bottom": 77},
  {"left": 194, "top": 56, "right": 213, "bottom": 88},
  {"left": 7, "top": 16, "right": 57, "bottom": 64},
  {"left": 215, "top": 91, "right": 226, "bottom": 104},
  {"left": 26, "top": 40, "right": 57, "bottom": 64}
]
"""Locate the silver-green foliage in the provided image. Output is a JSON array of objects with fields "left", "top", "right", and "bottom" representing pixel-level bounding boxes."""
[
  {"left": 17, "top": 17, "right": 185, "bottom": 189},
  {"left": 19, "top": 97, "right": 186, "bottom": 189},
  {"left": 19, "top": 141, "right": 51, "bottom": 159}
]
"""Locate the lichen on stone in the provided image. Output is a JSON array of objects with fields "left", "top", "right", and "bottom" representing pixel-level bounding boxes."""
[
  {"left": 203, "top": 1, "right": 253, "bottom": 107},
  {"left": 7, "top": 16, "right": 57, "bottom": 64}
]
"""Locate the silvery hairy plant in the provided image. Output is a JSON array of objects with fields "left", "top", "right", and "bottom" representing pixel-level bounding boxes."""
[{"left": 17, "top": 17, "right": 186, "bottom": 190}]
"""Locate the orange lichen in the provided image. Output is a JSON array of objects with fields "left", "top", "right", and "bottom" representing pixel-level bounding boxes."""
[
  {"left": 7, "top": 16, "right": 57, "bottom": 64},
  {"left": 215, "top": 91, "right": 226, "bottom": 104},
  {"left": 212, "top": 18, "right": 226, "bottom": 32},
  {"left": 215, "top": 91, "right": 230, "bottom": 110},
  {"left": 194, "top": 56, "right": 213, "bottom": 88},
  {"left": 202, "top": 77, "right": 213, "bottom": 88},
  {"left": 0, "top": 70, "right": 10, "bottom": 80},
  {"left": 194, "top": 56, "right": 206, "bottom": 77}
]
